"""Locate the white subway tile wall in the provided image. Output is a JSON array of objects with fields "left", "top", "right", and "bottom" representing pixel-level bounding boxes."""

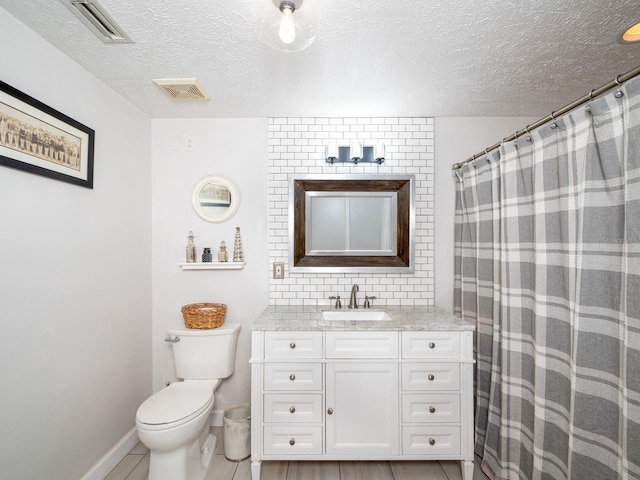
[{"left": 268, "top": 117, "right": 434, "bottom": 307}]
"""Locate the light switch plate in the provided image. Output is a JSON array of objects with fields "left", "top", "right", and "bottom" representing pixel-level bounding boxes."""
[{"left": 273, "top": 262, "right": 284, "bottom": 279}]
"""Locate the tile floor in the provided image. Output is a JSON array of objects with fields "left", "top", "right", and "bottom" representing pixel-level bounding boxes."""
[{"left": 104, "top": 427, "right": 489, "bottom": 480}]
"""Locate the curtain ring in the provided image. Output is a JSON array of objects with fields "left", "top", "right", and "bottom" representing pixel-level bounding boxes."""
[
  {"left": 588, "top": 89, "right": 596, "bottom": 100},
  {"left": 615, "top": 75, "right": 623, "bottom": 85},
  {"left": 525, "top": 125, "right": 532, "bottom": 142}
]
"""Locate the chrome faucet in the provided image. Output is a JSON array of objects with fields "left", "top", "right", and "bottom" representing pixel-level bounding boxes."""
[{"left": 348, "top": 284, "right": 359, "bottom": 309}]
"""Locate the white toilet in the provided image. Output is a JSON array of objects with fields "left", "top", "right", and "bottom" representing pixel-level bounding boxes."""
[{"left": 136, "top": 324, "right": 240, "bottom": 480}]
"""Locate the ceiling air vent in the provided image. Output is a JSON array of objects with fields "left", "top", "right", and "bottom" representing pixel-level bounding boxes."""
[
  {"left": 60, "top": 0, "right": 133, "bottom": 44},
  {"left": 152, "top": 78, "right": 211, "bottom": 100}
]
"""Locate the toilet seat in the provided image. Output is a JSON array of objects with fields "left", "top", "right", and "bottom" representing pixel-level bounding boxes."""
[{"left": 136, "top": 383, "right": 213, "bottom": 430}]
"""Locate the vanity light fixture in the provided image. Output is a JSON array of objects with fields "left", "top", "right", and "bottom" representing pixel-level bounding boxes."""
[
  {"left": 325, "top": 141, "right": 386, "bottom": 165},
  {"left": 619, "top": 21, "right": 640, "bottom": 43},
  {"left": 350, "top": 141, "right": 363, "bottom": 163}
]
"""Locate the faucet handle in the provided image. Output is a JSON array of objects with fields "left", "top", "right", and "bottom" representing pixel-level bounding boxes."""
[
  {"left": 364, "top": 295, "right": 377, "bottom": 308},
  {"left": 329, "top": 295, "right": 342, "bottom": 309}
]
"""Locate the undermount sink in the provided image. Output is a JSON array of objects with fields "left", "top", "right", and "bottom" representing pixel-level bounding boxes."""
[{"left": 321, "top": 310, "right": 394, "bottom": 322}]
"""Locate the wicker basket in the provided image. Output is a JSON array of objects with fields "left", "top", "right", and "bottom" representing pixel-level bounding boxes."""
[{"left": 181, "top": 303, "right": 227, "bottom": 329}]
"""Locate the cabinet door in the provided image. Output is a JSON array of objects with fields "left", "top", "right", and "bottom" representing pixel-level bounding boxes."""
[{"left": 326, "top": 362, "right": 399, "bottom": 455}]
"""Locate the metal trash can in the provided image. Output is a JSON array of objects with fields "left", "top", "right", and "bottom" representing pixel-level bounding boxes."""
[{"left": 223, "top": 402, "right": 251, "bottom": 461}]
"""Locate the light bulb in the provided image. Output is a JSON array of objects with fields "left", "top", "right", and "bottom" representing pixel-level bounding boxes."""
[{"left": 278, "top": 3, "right": 296, "bottom": 44}]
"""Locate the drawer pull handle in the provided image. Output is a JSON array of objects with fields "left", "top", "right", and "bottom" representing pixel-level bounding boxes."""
[
  {"left": 327, "top": 407, "right": 334, "bottom": 415},
  {"left": 289, "top": 406, "right": 296, "bottom": 413},
  {"left": 289, "top": 374, "right": 296, "bottom": 381},
  {"left": 429, "top": 438, "right": 436, "bottom": 446},
  {"left": 429, "top": 342, "right": 436, "bottom": 349},
  {"left": 429, "top": 406, "right": 436, "bottom": 413},
  {"left": 290, "top": 342, "right": 296, "bottom": 349},
  {"left": 289, "top": 438, "right": 296, "bottom": 446},
  {"left": 428, "top": 374, "right": 435, "bottom": 381}
]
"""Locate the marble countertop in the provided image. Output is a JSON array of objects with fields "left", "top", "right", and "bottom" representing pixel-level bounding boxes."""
[{"left": 252, "top": 305, "right": 474, "bottom": 331}]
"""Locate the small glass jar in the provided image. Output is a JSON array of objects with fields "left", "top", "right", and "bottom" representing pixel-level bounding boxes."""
[
  {"left": 186, "top": 231, "right": 197, "bottom": 263},
  {"left": 218, "top": 241, "right": 228, "bottom": 262}
]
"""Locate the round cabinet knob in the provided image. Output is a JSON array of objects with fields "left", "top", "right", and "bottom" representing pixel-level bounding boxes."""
[
  {"left": 289, "top": 406, "right": 296, "bottom": 414},
  {"left": 429, "top": 406, "right": 436, "bottom": 413},
  {"left": 289, "top": 374, "right": 296, "bottom": 381},
  {"left": 429, "top": 342, "right": 436, "bottom": 349},
  {"left": 429, "top": 438, "right": 436, "bottom": 446},
  {"left": 428, "top": 374, "right": 435, "bottom": 381},
  {"left": 327, "top": 408, "right": 334, "bottom": 415},
  {"left": 289, "top": 438, "right": 296, "bottom": 446},
  {"left": 290, "top": 342, "right": 296, "bottom": 349}
]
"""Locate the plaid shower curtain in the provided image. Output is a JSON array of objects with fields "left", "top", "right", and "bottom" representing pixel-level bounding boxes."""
[{"left": 453, "top": 76, "right": 640, "bottom": 480}]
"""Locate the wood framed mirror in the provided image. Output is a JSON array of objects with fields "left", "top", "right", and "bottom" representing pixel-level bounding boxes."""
[{"left": 289, "top": 175, "right": 415, "bottom": 272}]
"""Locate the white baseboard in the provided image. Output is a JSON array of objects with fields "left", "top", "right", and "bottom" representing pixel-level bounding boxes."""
[{"left": 80, "top": 427, "right": 139, "bottom": 480}]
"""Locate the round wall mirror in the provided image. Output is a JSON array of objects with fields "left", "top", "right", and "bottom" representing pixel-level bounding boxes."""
[{"left": 191, "top": 175, "right": 240, "bottom": 223}]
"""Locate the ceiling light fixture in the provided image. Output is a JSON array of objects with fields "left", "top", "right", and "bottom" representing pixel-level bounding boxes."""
[
  {"left": 278, "top": 1, "right": 296, "bottom": 44},
  {"left": 619, "top": 22, "right": 640, "bottom": 44},
  {"left": 259, "top": 0, "right": 316, "bottom": 53}
]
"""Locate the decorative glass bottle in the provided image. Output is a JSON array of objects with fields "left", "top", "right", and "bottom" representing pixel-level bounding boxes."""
[
  {"left": 218, "top": 241, "right": 228, "bottom": 262},
  {"left": 233, "top": 227, "right": 244, "bottom": 262},
  {"left": 202, "top": 247, "right": 212, "bottom": 263},
  {"left": 186, "top": 231, "right": 197, "bottom": 263}
]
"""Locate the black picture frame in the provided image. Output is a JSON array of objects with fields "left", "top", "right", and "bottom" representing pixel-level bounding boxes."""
[{"left": 0, "top": 80, "right": 94, "bottom": 189}]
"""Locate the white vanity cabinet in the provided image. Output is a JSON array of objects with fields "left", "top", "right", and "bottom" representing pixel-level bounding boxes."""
[
  {"left": 250, "top": 313, "right": 475, "bottom": 480},
  {"left": 325, "top": 331, "right": 399, "bottom": 456},
  {"left": 259, "top": 331, "right": 323, "bottom": 456}
]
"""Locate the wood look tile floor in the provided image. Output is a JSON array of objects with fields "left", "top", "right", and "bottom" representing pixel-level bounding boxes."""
[{"left": 105, "top": 427, "right": 489, "bottom": 480}]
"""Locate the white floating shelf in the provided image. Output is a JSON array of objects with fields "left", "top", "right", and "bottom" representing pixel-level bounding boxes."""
[{"left": 179, "top": 262, "right": 246, "bottom": 271}]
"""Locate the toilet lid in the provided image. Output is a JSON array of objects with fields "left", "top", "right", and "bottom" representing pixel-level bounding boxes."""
[{"left": 136, "top": 383, "right": 213, "bottom": 426}]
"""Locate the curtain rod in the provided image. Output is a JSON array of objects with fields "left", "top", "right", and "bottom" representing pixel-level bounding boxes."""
[{"left": 451, "top": 63, "right": 640, "bottom": 171}]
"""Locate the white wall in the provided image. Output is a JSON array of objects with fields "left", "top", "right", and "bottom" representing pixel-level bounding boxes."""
[
  {"left": 433, "top": 116, "right": 538, "bottom": 313},
  {"left": 0, "top": 8, "right": 152, "bottom": 480},
  {"left": 151, "top": 119, "right": 269, "bottom": 421}
]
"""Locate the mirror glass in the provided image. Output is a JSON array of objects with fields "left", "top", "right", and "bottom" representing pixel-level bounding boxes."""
[
  {"left": 307, "top": 192, "right": 397, "bottom": 256},
  {"left": 192, "top": 175, "right": 240, "bottom": 223},
  {"left": 290, "top": 175, "right": 414, "bottom": 272}
]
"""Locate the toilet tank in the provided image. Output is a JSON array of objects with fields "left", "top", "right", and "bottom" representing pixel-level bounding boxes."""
[{"left": 167, "top": 324, "right": 240, "bottom": 380}]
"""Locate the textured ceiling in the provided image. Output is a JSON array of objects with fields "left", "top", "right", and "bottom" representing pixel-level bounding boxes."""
[{"left": 2, "top": 0, "right": 640, "bottom": 118}]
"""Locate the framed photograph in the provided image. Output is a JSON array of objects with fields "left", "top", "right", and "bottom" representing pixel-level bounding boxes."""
[
  {"left": 0, "top": 80, "right": 94, "bottom": 189},
  {"left": 198, "top": 182, "right": 231, "bottom": 207}
]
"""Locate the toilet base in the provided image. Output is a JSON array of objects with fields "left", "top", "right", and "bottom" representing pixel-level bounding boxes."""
[{"left": 148, "top": 431, "right": 217, "bottom": 480}]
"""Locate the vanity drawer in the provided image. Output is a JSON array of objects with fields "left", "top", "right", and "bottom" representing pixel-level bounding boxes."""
[
  {"left": 264, "top": 425, "right": 323, "bottom": 455},
  {"left": 402, "top": 393, "right": 461, "bottom": 423},
  {"left": 326, "top": 331, "right": 399, "bottom": 358},
  {"left": 265, "top": 331, "right": 322, "bottom": 359},
  {"left": 264, "top": 394, "right": 323, "bottom": 423},
  {"left": 402, "top": 425, "right": 461, "bottom": 455},
  {"left": 264, "top": 362, "right": 322, "bottom": 391},
  {"left": 402, "top": 362, "right": 460, "bottom": 391},
  {"left": 402, "top": 332, "right": 461, "bottom": 359}
]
